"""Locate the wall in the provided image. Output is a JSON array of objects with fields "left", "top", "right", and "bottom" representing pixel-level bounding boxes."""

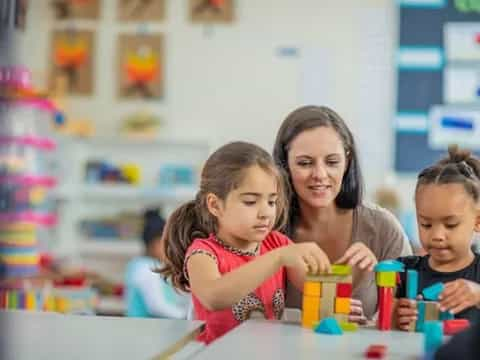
[{"left": 14, "top": 0, "right": 402, "bottom": 200}]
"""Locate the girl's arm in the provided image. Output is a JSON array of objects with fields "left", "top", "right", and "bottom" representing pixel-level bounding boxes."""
[{"left": 187, "top": 242, "right": 329, "bottom": 311}]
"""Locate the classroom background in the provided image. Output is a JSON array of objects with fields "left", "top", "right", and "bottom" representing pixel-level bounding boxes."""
[{"left": 0, "top": 0, "right": 479, "bottom": 317}]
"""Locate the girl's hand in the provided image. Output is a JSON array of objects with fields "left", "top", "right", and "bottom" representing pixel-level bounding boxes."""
[
  {"left": 279, "top": 242, "right": 331, "bottom": 275},
  {"left": 335, "top": 242, "right": 377, "bottom": 271},
  {"left": 395, "top": 298, "right": 417, "bottom": 331},
  {"left": 349, "top": 298, "right": 367, "bottom": 324},
  {"left": 439, "top": 279, "right": 480, "bottom": 314}
]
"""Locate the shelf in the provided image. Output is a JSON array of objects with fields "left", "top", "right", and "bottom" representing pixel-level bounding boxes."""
[
  {"left": 79, "top": 239, "right": 143, "bottom": 257},
  {"left": 53, "top": 184, "right": 197, "bottom": 203}
]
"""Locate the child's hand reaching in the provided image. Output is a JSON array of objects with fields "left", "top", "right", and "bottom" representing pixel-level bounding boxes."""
[
  {"left": 439, "top": 279, "right": 480, "bottom": 314},
  {"left": 395, "top": 298, "right": 418, "bottom": 331},
  {"left": 349, "top": 298, "right": 367, "bottom": 324},
  {"left": 279, "top": 242, "right": 331, "bottom": 275},
  {"left": 335, "top": 242, "right": 377, "bottom": 271}
]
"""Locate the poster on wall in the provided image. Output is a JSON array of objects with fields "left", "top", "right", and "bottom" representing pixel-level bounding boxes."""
[
  {"left": 51, "top": 0, "right": 100, "bottom": 20},
  {"left": 117, "top": 34, "right": 163, "bottom": 99},
  {"left": 49, "top": 29, "right": 95, "bottom": 95},
  {"left": 189, "top": 0, "right": 234, "bottom": 23},
  {"left": 117, "top": 0, "right": 165, "bottom": 22}
]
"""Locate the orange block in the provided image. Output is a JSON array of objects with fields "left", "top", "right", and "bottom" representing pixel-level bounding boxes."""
[
  {"left": 303, "top": 281, "right": 321, "bottom": 297},
  {"left": 302, "top": 295, "right": 320, "bottom": 328},
  {"left": 335, "top": 297, "right": 351, "bottom": 314}
]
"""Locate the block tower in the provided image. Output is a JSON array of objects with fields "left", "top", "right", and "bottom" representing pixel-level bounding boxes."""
[
  {"left": 302, "top": 264, "right": 353, "bottom": 329},
  {"left": 374, "top": 260, "right": 404, "bottom": 330}
]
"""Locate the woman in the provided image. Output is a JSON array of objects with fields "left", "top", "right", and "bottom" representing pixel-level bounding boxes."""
[{"left": 273, "top": 105, "right": 412, "bottom": 320}]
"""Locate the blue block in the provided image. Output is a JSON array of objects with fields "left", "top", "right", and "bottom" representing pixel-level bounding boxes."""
[
  {"left": 424, "top": 321, "right": 443, "bottom": 353},
  {"left": 313, "top": 317, "right": 343, "bottom": 335},
  {"left": 374, "top": 260, "right": 405, "bottom": 272},
  {"left": 416, "top": 301, "right": 426, "bottom": 332},
  {"left": 422, "top": 283, "right": 444, "bottom": 301},
  {"left": 439, "top": 310, "right": 454, "bottom": 320},
  {"left": 406, "top": 270, "right": 418, "bottom": 299}
]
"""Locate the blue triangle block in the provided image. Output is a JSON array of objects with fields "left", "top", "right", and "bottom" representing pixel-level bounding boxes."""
[
  {"left": 422, "top": 283, "right": 444, "bottom": 301},
  {"left": 313, "top": 317, "right": 343, "bottom": 335}
]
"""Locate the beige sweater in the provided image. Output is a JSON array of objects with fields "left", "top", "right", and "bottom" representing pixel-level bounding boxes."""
[{"left": 285, "top": 203, "right": 412, "bottom": 318}]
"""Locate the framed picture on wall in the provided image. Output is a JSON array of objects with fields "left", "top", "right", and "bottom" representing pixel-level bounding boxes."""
[
  {"left": 117, "top": 34, "right": 163, "bottom": 99},
  {"left": 51, "top": 0, "right": 100, "bottom": 20},
  {"left": 49, "top": 29, "right": 95, "bottom": 95},
  {"left": 189, "top": 0, "right": 234, "bottom": 23},
  {"left": 117, "top": 0, "right": 165, "bottom": 22}
]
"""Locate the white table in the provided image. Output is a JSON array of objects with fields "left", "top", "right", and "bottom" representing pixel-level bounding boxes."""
[
  {"left": 193, "top": 320, "right": 425, "bottom": 359},
  {"left": 0, "top": 310, "right": 203, "bottom": 360}
]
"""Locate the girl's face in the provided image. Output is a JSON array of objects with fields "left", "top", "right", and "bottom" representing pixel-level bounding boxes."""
[
  {"left": 416, "top": 183, "right": 480, "bottom": 268},
  {"left": 287, "top": 126, "right": 348, "bottom": 209},
  {"left": 210, "top": 165, "right": 279, "bottom": 249}
]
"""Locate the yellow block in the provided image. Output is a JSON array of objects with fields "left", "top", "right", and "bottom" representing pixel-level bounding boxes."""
[
  {"left": 25, "top": 291, "right": 37, "bottom": 310},
  {"left": 44, "top": 296, "right": 55, "bottom": 312},
  {"left": 335, "top": 297, "right": 351, "bottom": 314},
  {"left": 302, "top": 295, "right": 320, "bottom": 328},
  {"left": 376, "top": 272, "right": 396, "bottom": 287},
  {"left": 303, "top": 281, "right": 321, "bottom": 297},
  {"left": 55, "top": 297, "right": 69, "bottom": 313},
  {"left": 331, "top": 265, "right": 352, "bottom": 275}
]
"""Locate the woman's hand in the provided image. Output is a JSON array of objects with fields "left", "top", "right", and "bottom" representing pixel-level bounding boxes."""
[
  {"left": 439, "top": 279, "right": 480, "bottom": 314},
  {"left": 349, "top": 298, "right": 367, "bottom": 324},
  {"left": 279, "top": 242, "right": 331, "bottom": 275},
  {"left": 335, "top": 242, "right": 377, "bottom": 271}
]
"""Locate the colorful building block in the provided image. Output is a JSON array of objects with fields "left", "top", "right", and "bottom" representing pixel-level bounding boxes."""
[
  {"left": 331, "top": 264, "right": 352, "bottom": 275},
  {"left": 424, "top": 321, "right": 443, "bottom": 354},
  {"left": 443, "top": 319, "right": 470, "bottom": 335},
  {"left": 439, "top": 310, "right": 454, "bottom": 321},
  {"left": 406, "top": 270, "right": 418, "bottom": 299},
  {"left": 304, "top": 281, "right": 321, "bottom": 296},
  {"left": 374, "top": 260, "right": 405, "bottom": 272},
  {"left": 335, "top": 297, "right": 351, "bottom": 314},
  {"left": 336, "top": 283, "right": 352, "bottom": 297},
  {"left": 302, "top": 295, "right": 320, "bottom": 328},
  {"left": 320, "top": 282, "right": 336, "bottom": 319},
  {"left": 365, "top": 344, "right": 387, "bottom": 359},
  {"left": 424, "top": 301, "right": 439, "bottom": 321},
  {"left": 376, "top": 272, "right": 396, "bottom": 287},
  {"left": 377, "top": 287, "right": 394, "bottom": 330},
  {"left": 313, "top": 317, "right": 343, "bottom": 335},
  {"left": 422, "top": 283, "right": 444, "bottom": 301},
  {"left": 306, "top": 274, "right": 353, "bottom": 283},
  {"left": 339, "top": 321, "right": 358, "bottom": 332},
  {"left": 416, "top": 301, "right": 426, "bottom": 332}
]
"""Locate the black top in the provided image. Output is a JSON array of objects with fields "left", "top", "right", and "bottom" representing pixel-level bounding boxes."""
[
  {"left": 396, "top": 254, "right": 480, "bottom": 322},
  {"left": 435, "top": 317, "right": 480, "bottom": 360}
]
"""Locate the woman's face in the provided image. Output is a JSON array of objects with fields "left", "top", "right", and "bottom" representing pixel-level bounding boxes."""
[{"left": 287, "top": 126, "right": 348, "bottom": 209}]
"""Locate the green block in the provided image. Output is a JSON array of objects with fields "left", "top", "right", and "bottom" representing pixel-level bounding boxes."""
[
  {"left": 339, "top": 322, "right": 358, "bottom": 332},
  {"left": 376, "top": 272, "right": 396, "bottom": 287},
  {"left": 331, "top": 265, "right": 352, "bottom": 276}
]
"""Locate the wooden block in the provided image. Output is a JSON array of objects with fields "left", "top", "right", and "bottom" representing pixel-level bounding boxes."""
[
  {"left": 365, "top": 344, "right": 387, "bottom": 359},
  {"left": 339, "top": 321, "right": 358, "bottom": 332},
  {"left": 443, "top": 319, "right": 470, "bottom": 335},
  {"left": 416, "top": 301, "right": 426, "bottom": 332},
  {"left": 302, "top": 295, "right": 320, "bottom": 328},
  {"left": 320, "top": 282, "right": 336, "bottom": 319},
  {"left": 307, "top": 274, "right": 352, "bottom": 283},
  {"left": 25, "top": 291, "right": 36, "bottom": 310},
  {"left": 333, "top": 313, "right": 349, "bottom": 323},
  {"left": 330, "top": 264, "right": 352, "bottom": 275},
  {"left": 424, "top": 301, "right": 439, "bottom": 321},
  {"left": 376, "top": 272, "right": 396, "bottom": 287},
  {"left": 335, "top": 297, "right": 351, "bottom": 314},
  {"left": 377, "top": 287, "right": 394, "bottom": 330},
  {"left": 303, "top": 281, "right": 321, "bottom": 297},
  {"left": 406, "top": 270, "right": 418, "bottom": 299},
  {"left": 336, "top": 283, "right": 352, "bottom": 297}
]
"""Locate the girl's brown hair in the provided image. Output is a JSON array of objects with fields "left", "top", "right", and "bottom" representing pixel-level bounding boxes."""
[
  {"left": 159, "top": 141, "right": 288, "bottom": 292},
  {"left": 416, "top": 145, "right": 480, "bottom": 202}
]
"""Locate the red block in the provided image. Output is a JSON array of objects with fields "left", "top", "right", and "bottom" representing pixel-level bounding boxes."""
[
  {"left": 0, "top": 291, "right": 5, "bottom": 309},
  {"left": 377, "top": 287, "right": 394, "bottom": 331},
  {"left": 443, "top": 319, "right": 470, "bottom": 335},
  {"left": 336, "top": 283, "right": 353, "bottom": 297},
  {"left": 365, "top": 344, "right": 387, "bottom": 359}
]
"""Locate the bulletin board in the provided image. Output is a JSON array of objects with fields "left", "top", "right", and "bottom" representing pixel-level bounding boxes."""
[{"left": 395, "top": 0, "right": 480, "bottom": 173}]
